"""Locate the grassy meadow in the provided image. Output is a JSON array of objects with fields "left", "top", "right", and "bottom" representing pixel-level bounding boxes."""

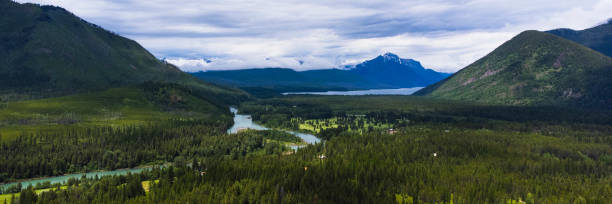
[{"left": 295, "top": 117, "right": 393, "bottom": 133}]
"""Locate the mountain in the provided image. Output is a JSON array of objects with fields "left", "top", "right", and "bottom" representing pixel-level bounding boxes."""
[
  {"left": 0, "top": 0, "right": 247, "bottom": 102},
  {"left": 353, "top": 53, "right": 450, "bottom": 87},
  {"left": 547, "top": 19, "right": 612, "bottom": 57},
  {"left": 192, "top": 53, "right": 450, "bottom": 95},
  {"left": 415, "top": 30, "right": 612, "bottom": 109},
  {"left": 193, "top": 68, "right": 387, "bottom": 92}
]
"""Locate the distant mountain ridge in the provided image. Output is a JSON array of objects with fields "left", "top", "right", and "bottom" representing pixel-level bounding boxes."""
[
  {"left": 547, "top": 19, "right": 612, "bottom": 57},
  {"left": 0, "top": 0, "right": 247, "bottom": 102},
  {"left": 415, "top": 30, "right": 612, "bottom": 109},
  {"left": 192, "top": 53, "right": 450, "bottom": 94},
  {"left": 354, "top": 53, "right": 450, "bottom": 88}
]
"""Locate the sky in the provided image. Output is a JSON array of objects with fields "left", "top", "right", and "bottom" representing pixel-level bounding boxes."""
[{"left": 16, "top": 0, "right": 612, "bottom": 73}]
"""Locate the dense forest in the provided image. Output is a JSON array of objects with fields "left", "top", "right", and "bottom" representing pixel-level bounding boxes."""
[
  {"left": 3, "top": 126, "right": 611, "bottom": 203},
  {"left": 2, "top": 95, "right": 611, "bottom": 203},
  {"left": 0, "top": 120, "right": 302, "bottom": 183},
  {"left": 3, "top": 1, "right": 612, "bottom": 203}
]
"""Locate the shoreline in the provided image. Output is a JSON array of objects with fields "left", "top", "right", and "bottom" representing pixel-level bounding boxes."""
[{"left": 0, "top": 163, "right": 169, "bottom": 189}]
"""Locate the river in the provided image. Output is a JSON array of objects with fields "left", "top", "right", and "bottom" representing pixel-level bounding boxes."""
[
  {"left": 227, "top": 107, "right": 320, "bottom": 149},
  {"left": 1, "top": 108, "right": 320, "bottom": 191},
  {"left": 1, "top": 166, "right": 155, "bottom": 191}
]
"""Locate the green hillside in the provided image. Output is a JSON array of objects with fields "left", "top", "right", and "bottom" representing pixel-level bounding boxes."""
[
  {"left": 0, "top": 1, "right": 247, "bottom": 102},
  {"left": 415, "top": 30, "right": 612, "bottom": 109},
  {"left": 0, "top": 82, "right": 230, "bottom": 142},
  {"left": 548, "top": 19, "right": 612, "bottom": 57}
]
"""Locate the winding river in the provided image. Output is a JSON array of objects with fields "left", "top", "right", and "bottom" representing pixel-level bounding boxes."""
[
  {"left": 1, "top": 108, "right": 320, "bottom": 191},
  {"left": 227, "top": 107, "right": 321, "bottom": 149}
]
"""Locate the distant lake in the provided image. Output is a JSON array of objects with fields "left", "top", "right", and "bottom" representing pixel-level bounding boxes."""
[{"left": 282, "top": 87, "right": 424, "bottom": 96}]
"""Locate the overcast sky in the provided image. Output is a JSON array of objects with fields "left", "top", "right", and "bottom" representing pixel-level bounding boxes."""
[{"left": 16, "top": 0, "right": 612, "bottom": 72}]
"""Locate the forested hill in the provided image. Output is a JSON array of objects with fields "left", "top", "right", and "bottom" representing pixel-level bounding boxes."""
[
  {"left": 0, "top": 0, "right": 247, "bottom": 102},
  {"left": 191, "top": 53, "right": 450, "bottom": 94},
  {"left": 415, "top": 30, "right": 612, "bottom": 109},
  {"left": 547, "top": 19, "right": 612, "bottom": 58},
  {"left": 192, "top": 68, "right": 388, "bottom": 92}
]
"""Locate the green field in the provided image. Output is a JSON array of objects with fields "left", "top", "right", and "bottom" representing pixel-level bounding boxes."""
[
  {"left": 0, "top": 186, "right": 69, "bottom": 203},
  {"left": 296, "top": 117, "right": 392, "bottom": 133},
  {"left": 142, "top": 180, "right": 160, "bottom": 193}
]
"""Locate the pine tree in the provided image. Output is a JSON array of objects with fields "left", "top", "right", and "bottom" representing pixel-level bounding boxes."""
[
  {"left": 126, "top": 177, "right": 145, "bottom": 198},
  {"left": 18, "top": 187, "right": 37, "bottom": 204}
]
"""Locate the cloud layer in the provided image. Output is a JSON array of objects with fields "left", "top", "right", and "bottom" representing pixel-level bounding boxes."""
[{"left": 17, "top": 0, "right": 612, "bottom": 72}]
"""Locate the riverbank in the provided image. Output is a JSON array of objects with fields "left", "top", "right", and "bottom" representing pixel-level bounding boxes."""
[
  {"left": 227, "top": 107, "right": 321, "bottom": 149},
  {"left": 0, "top": 163, "right": 169, "bottom": 191},
  {"left": 1, "top": 107, "right": 319, "bottom": 194}
]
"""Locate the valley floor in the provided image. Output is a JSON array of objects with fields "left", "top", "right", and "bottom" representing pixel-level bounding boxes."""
[{"left": 1, "top": 94, "right": 611, "bottom": 203}]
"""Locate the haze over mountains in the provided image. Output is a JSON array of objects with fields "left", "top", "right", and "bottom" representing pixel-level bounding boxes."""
[{"left": 192, "top": 53, "right": 450, "bottom": 93}]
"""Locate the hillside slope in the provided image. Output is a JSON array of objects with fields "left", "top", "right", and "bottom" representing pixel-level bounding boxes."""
[
  {"left": 548, "top": 19, "right": 612, "bottom": 57},
  {"left": 415, "top": 31, "right": 612, "bottom": 109},
  {"left": 0, "top": 82, "right": 231, "bottom": 141},
  {"left": 0, "top": 1, "right": 247, "bottom": 102}
]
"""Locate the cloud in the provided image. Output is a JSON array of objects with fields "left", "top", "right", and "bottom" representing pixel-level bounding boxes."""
[{"left": 15, "top": 0, "right": 612, "bottom": 72}]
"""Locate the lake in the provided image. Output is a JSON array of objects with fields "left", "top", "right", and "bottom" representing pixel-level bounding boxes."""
[
  {"left": 227, "top": 107, "right": 320, "bottom": 149},
  {"left": 282, "top": 87, "right": 424, "bottom": 95}
]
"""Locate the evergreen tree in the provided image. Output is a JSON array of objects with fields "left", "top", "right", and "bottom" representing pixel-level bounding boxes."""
[{"left": 18, "top": 187, "right": 37, "bottom": 204}]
